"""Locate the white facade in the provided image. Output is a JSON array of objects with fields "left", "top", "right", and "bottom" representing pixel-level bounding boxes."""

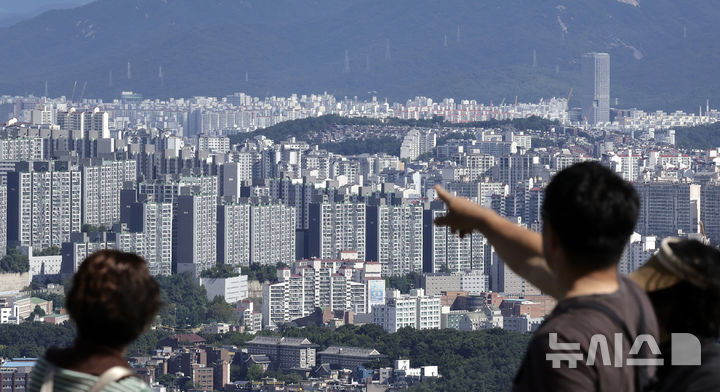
[
  {"left": 372, "top": 289, "right": 441, "bottom": 333},
  {"left": 262, "top": 260, "right": 378, "bottom": 328},
  {"left": 81, "top": 160, "right": 137, "bottom": 227},
  {"left": 250, "top": 202, "right": 296, "bottom": 265},
  {"left": 218, "top": 203, "right": 251, "bottom": 266},
  {"left": 374, "top": 204, "right": 423, "bottom": 276},
  {"left": 199, "top": 275, "right": 249, "bottom": 304},
  {"left": 0, "top": 138, "right": 43, "bottom": 160},
  {"left": 8, "top": 162, "right": 82, "bottom": 249}
]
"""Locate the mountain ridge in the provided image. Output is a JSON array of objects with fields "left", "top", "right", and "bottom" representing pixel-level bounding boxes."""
[{"left": 1, "top": 0, "right": 719, "bottom": 111}]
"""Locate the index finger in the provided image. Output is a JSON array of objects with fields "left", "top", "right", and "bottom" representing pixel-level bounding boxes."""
[{"left": 434, "top": 185, "right": 453, "bottom": 204}]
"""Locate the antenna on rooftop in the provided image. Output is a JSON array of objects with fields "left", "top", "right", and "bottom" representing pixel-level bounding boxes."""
[
  {"left": 44, "top": 81, "right": 48, "bottom": 98},
  {"left": 127, "top": 62, "right": 132, "bottom": 80},
  {"left": 385, "top": 39, "right": 391, "bottom": 61},
  {"left": 159, "top": 65, "right": 164, "bottom": 87},
  {"left": 344, "top": 50, "right": 350, "bottom": 73}
]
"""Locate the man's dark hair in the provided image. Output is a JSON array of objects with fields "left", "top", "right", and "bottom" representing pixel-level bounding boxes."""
[
  {"left": 648, "top": 240, "right": 720, "bottom": 339},
  {"left": 542, "top": 161, "right": 639, "bottom": 270},
  {"left": 67, "top": 250, "right": 161, "bottom": 348}
]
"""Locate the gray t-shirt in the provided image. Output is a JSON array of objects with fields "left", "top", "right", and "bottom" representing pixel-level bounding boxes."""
[{"left": 513, "top": 275, "right": 659, "bottom": 392}]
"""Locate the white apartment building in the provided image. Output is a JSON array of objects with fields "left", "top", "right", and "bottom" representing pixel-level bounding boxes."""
[
  {"left": 367, "top": 203, "right": 423, "bottom": 276},
  {"left": 117, "top": 201, "right": 173, "bottom": 276},
  {"left": 8, "top": 161, "right": 82, "bottom": 249},
  {"left": 372, "top": 289, "right": 441, "bottom": 333},
  {"left": 81, "top": 159, "right": 137, "bottom": 228},
  {"left": 635, "top": 181, "right": 700, "bottom": 238},
  {"left": 308, "top": 202, "right": 366, "bottom": 260},
  {"left": 425, "top": 208, "right": 485, "bottom": 273},
  {"left": 218, "top": 203, "right": 251, "bottom": 266},
  {"left": 197, "top": 135, "right": 230, "bottom": 154},
  {"left": 249, "top": 201, "right": 296, "bottom": 265},
  {"left": 262, "top": 259, "right": 373, "bottom": 328},
  {"left": 400, "top": 129, "right": 436, "bottom": 160},
  {"left": 222, "top": 157, "right": 253, "bottom": 201},
  {"left": 56, "top": 108, "right": 110, "bottom": 138},
  {"left": 175, "top": 193, "right": 217, "bottom": 275},
  {"left": 0, "top": 137, "right": 43, "bottom": 160}
]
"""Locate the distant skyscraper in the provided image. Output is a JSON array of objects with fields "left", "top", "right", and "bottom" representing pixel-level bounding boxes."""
[{"left": 580, "top": 52, "right": 610, "bottom": 124}]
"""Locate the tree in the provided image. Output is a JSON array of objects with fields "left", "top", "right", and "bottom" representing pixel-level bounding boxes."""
[
  {"left": 157, "top": 374, "right": 177, "bottom": 389},
  {"left": 200, "top": 264, "right": 240, "bottom": 279},
  {"left": 205, "top": 296, "right": 236, "bottom": 324},
  {"left": 35, "top": 246, "right": 61, "bottom": 256},
  {"left": 155, "top": 273, "right": 209, "bottom": 327},
  {"left": 0, "top": 323, "right": 75, "bottom": 357},
  {"left": 385, "top": 272, "right": 420, "bottom": 293},
  {"left": 0, "top": 249, "right": 29, "bottom": 273},
  {"left": 246, "top": 364, "right": 264, "bottom": 381},
  {"left": 241, "top": 262, "right": 286, "bottom": 283}
]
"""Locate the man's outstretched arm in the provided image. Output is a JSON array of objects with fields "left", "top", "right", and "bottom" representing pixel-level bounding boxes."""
[{"left": 434, "top": 185, "right": 560, "bottom": 298}]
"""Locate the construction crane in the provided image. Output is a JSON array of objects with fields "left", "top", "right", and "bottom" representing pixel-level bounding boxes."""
[
  {"left": 78, "top": 81, "right": 87, "bottom": 103},
  {"left": 70, "top": 81, "right": 78, "bottom": 103}
]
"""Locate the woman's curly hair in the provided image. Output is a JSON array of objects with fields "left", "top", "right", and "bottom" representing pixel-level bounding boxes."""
[{"left": 67, "top": 250, "right": 161, "bottom": 348}]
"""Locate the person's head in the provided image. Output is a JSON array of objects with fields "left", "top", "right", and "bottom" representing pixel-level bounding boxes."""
[
  {"left": 541, "top": 161, "right": 639, "bottom": 274},
  {"left": 67, "top": 250, "right": 161, "bottom": 349},
  {"left": 631, "top": 238, "right": 720, "bottom": 341}
]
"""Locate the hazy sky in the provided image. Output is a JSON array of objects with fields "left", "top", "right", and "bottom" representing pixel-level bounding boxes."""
[{"left": 0, "top": 0, "right": 94, "bottom": 14}]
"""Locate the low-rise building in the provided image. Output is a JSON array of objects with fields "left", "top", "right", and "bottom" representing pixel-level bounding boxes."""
[
  {"left": 245, "top": 336, "right": 318, "bottom": 370},
  {"left": 317, "top": 346, "right": 385, "bottom": 370}
]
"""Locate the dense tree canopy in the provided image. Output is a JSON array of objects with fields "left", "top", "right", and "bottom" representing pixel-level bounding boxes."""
[
  {"left": 319, "top": 136, "right": 402, "bottom": 156},
  {"left": 155, "top": 273, "right": 209, "bottom": 327},
  {"left": 385, "top": 272, "right": 420, "bottom": 294},
  {"left": 35, "top": 246, "right": 61, "bottom": 256},
  {"left": 241, "top": 263, "right": 286, "bottom": 283},
  {"left": 0, "top": 323, "right": 75, "bottom": 358},
  {"left": 280, "top": 324, "right": 530, "bottom": 391},
  {"left": 0, "top": 249, "right": 29, "bottom": 273},
  {"left": 675, "top": 122, "right": 720, "bottom": 149},
  {"left": 206, "top": 296, "right": 237, "bottom": 324},
  {"left": 200, "top": 265, "right": 240, "bottom": 279}
]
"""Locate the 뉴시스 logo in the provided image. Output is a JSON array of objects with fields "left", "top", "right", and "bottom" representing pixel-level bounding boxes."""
[{"left": 546, "top": 333, "right": 702, "bottom": 368}]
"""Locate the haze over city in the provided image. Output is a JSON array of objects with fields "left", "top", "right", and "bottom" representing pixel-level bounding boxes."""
[{"left": 0, "top": 1, "right": 719, "bottom": 392}]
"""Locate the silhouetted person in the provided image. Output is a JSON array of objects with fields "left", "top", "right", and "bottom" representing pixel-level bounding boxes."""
[
  {"left": 631, "top": 238, "right": 720, "bottom": 392},
  {"left": 435, "top": 161, "right": 659, "bottom": 391},
  {"left": 29, "top": 250, "right": 160, "bottom": 392}
]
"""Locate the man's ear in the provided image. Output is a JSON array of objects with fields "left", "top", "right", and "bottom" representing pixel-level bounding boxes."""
[{"left": 543, "top": 221, "right": 562, "bottom": 257}]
